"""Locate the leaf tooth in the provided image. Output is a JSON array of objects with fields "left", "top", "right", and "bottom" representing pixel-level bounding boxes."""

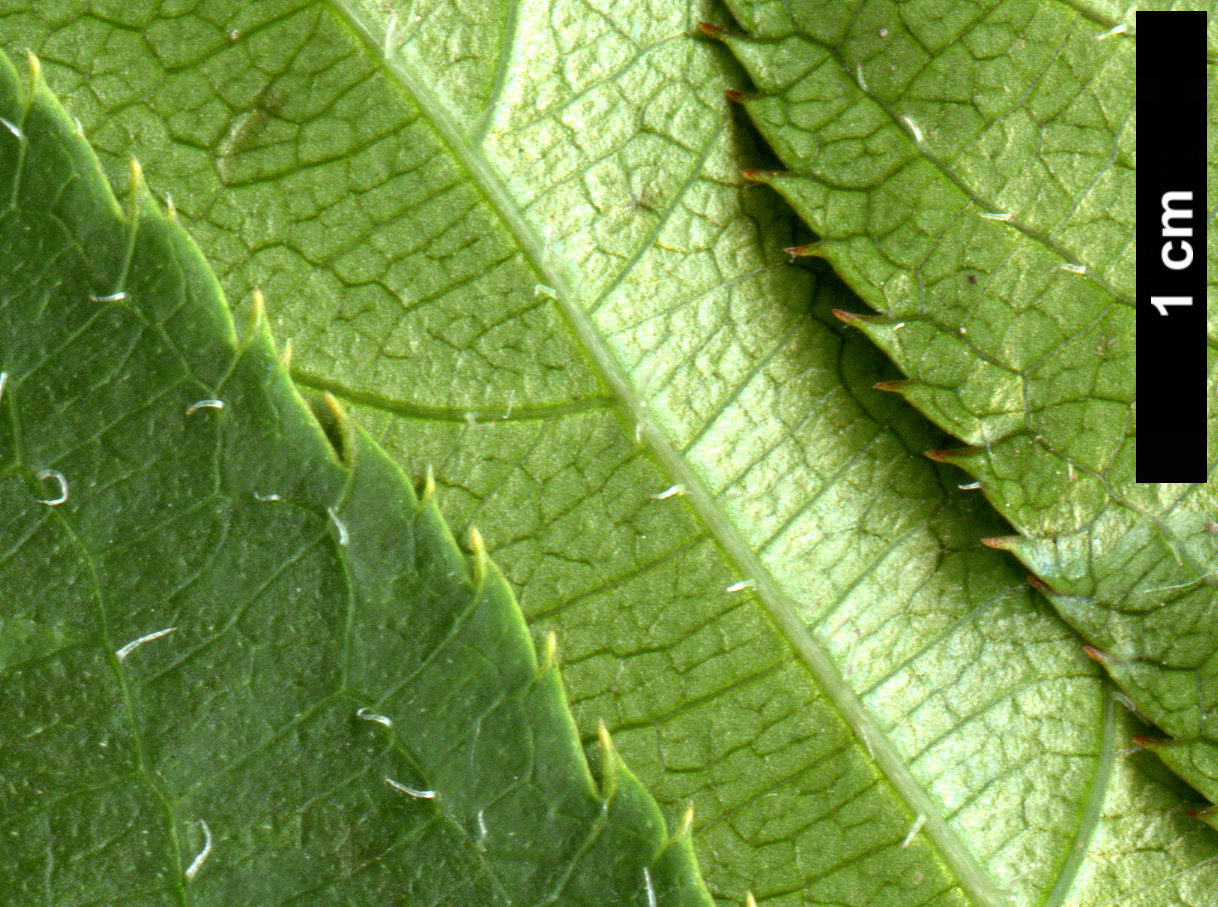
[
  {"left": 782, "top": 243, "right": 821, "bottom": 260},
  {"left": 237, "top": 288, "right": 289, "bottom": 375},
  {"left": 724, "top": 87, "right": 755, "bottom": 104},
  {"left": 538, "top": 628, "right": 558, "bottom": 677},
  {"left": 420, "top": 464, "right": 436, "bottom": 506},
  {"left": 323, "top": 392, "right": 357, "bottom": 467},
  {"left": 872, "top": 379, "right": 911, "bottom": 394},
  {"left": 1132, "top": 735, "right": 1167, "bottom": 751},
  {"left": 706, "top": 27, "right": 798, "bottom": 95},
  {"left": 23, "top": 50, "right": 42, "bottom": 111},
  {"left": 980, "top": 535, "right": 1020, "bottom": 553},
  {"left": 127, "top": 155, "right": 148, "bottom": 222},
  {"left": 833, "top": 309, "right": 888, "bottom": 328},
  {"left": 1026, "top": 574, "right": 1054, "bottom": 596},
  {"left": 322, "top": 390, "right": 347, "bottom": 431},
  {"left": 924, "top": 446, "right": 979, "bottom": 465},
  {"left": 1188, "top": 805, "right": 1218, "bottom": 834},
  {"left": 668, "top": 801, "right": 694, "bottom": 845},
  {"left": 597, "top": 718, "right": 620, "bottom": 801},
  {"left": 834, "top": 310, "right": 928, "bottom": 359},
  {"left": 740, "top": 168, "right": 782, "bottom": 184},
  {"left": 1082, "top": 645, "right": 1111, "bottom": 667},
  {"left": 469, "top": 525, "right": 488, "bottom": 585},
  {"left": 243, "top": 287, "right": 266, "bottom": 348},
  {"left": 745, "top": 893, "right": 759, "bottom": 907},
  {"left": 696, "top": 21, "right": 750, "bottom": 44}
]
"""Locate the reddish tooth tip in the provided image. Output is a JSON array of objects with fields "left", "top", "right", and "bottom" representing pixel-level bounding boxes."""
[
  {"left": 873, "top": 380, "right": 906, "bottom": 392},
  {"left": 782, "top": 244, "right": 820, "bottom": 258},
  {"left": 924, "top": 449, "right": 953, "bottom": 462},
  {"left": 981, "top": 536, "right": 1021, "bottom": 552},
  {"left": 740, "top": 169, "right": 775, "bottom": 182},
  {"left": 832, "top": 308, "right": 860, "bottom": 324},
  {"left": 1026, "top": 574, "right": 1053, "bottom": 595},
  {"left": 697, "top": 21, "right": 725, "bottom": 37},
  {"left": 1083, "top": 646, "right": 1109, "bottom": 664},
  {"left": 1131, "top": 735, "right": 1161, "bottom": 749}
]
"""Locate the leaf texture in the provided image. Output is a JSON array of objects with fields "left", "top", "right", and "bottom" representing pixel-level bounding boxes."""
[
  {"left": 0, "top": 48, "right": 714, "bottom": 906},
  {"left": 2, "top": 2, "right": 1218, "bottom": 907},
  {"left": 709, "top": 0, "right": 1218, "bottom": 835}
]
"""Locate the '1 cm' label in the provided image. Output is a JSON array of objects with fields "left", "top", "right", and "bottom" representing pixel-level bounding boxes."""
[{"left": 1151, "top": 191, "right": 1194, "bottom": 315}]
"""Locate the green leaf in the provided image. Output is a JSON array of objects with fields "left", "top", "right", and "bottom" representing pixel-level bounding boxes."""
[
  {"left": 0, "top": 48, "right": 713, "bottom": 906},
  {"left": 3, "top": 2, "right": 1217, "bottom": 906},
  {"left": 710, "top": 0, "right": 1218, "bottom": 832}
]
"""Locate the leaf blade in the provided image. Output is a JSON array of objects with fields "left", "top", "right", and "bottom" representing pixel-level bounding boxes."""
[
  {"left": 711, "top": 0, "right": 1218, "bottom": 897},
  {"left": 0, "top": 47, "right": 714, "bottom": 906},
  {"left": 5, "top": 1, "right": 1217, "bottom": 905}
]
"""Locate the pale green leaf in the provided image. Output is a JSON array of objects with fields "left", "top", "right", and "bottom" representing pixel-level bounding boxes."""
[{"left": 706, "top": 0, "right": 1218, "bottom": 840}]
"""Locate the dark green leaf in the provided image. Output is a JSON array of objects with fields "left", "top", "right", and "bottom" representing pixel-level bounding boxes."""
[{"left": 0, "top": 47, "right": 712, "bottom": 906}]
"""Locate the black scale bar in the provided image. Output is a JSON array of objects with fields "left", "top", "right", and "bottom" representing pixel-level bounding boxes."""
[{"left": 1137, "top": 11, "right": 1207, "bottom": 482}]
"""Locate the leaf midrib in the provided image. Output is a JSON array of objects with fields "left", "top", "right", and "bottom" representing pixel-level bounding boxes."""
[{"left": 321, "top": 3, "right": 1018, "bottom": 904}]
